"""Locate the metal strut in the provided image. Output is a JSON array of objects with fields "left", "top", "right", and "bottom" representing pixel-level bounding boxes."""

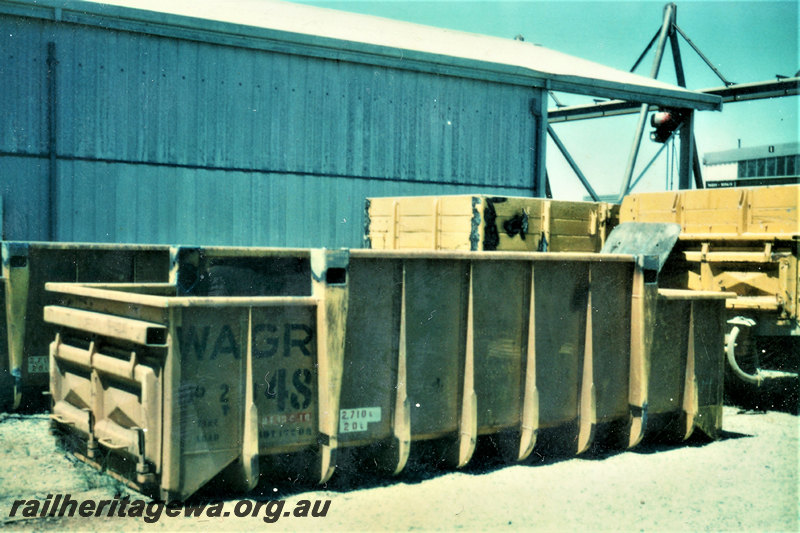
[
  {"left": 550, "top": 2, "right": 748, "bottom": 199},
  {"left": 670, "top": 23, "right": 704, "bottom": 189},
  {"left": 617, "top": 2, "right": 730, "bottom": 199},
  {"left": 618, "top": 3, "right": 676, "bottom": 201},
  {"left": 630, "top": 29, "right": 661, "bottom": 73},
  {"left": 673, "top": 24, "right": 734, "bottom": 87},
  {"left": 548, "top": 126, "right": 599, "bottom": 201}
]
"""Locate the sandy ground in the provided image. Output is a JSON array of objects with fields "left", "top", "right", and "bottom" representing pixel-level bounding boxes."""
[{"left": 1, "top": 406, "right": 797, "bottom": 532}]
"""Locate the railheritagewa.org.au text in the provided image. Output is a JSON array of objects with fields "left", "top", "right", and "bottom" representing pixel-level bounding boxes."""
[{"left": 7, "top": 494, "right": 331, "bottom": 523}]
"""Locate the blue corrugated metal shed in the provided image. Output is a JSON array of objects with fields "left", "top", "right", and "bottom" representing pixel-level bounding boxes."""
[{"left": 0, "top": 0, "right": 721, "bottom": 247}]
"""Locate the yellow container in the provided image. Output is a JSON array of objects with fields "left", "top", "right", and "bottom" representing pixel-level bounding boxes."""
[
  {"left": 47, "top": 248, "right": 342, "bottom": 501},
  {"left": 45, "top": 245, "right": 728, "bottom": 500},
  {"left": 620, "top": 185, "right": 799, "bottom": 399},
  {"left": 0, "top": 279, "right": 10, "bottom": 411},
  {"left": 366, "top": 195, "right": 616, "bottom": 252},
  {"left": 620, "top": 185, "right": 799, "bottom": 237},
  {"left": 2, "top": 242, "right": 171, "bottom": 411},
  {"left": 341, "top": 251, "right": 636, "bottom": 470},
  {"left": 646, "top": 289, "right": 728, "bottom": 440},
  {"left": 619, "top": 186, "right": 799, "bottom": 321}
]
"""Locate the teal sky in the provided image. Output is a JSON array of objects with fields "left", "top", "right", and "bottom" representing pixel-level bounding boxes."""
[{"left": 294, "top": 0, "right": 799, "bottom": 198}]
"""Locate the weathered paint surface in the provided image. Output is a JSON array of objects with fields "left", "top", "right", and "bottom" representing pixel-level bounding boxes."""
[
  {"left": 1, "top": 13, "right": 539, "bottom": 246},
  {"left": 44, "top": 247, "right": 728, "bottom": 501}
]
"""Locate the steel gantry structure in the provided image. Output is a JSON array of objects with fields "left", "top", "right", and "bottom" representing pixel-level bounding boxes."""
[{"left": 545, "top": 3, "right": 800, "bottom": 202}]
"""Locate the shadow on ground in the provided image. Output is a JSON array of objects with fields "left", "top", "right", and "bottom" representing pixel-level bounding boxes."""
[{"left": 190, "top": 420, "right": 755, "bottom": 504}]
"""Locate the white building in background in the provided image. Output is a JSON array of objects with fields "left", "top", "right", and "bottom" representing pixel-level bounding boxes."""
[{"left": 703, "top": 142, "right": 800, "bottom": 188}]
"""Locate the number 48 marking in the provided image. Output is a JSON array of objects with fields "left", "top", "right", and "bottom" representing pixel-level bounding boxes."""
[{"left": 261, "top": 368, "right": 313, "bottom": 412}]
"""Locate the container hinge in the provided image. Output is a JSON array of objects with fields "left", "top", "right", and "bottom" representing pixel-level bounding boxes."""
[
  {"left": 85, "top": 409, "right": 97, "bottom": 459},
  {"left": 134, "top": 427, "right": 153, "bottom": 482}
]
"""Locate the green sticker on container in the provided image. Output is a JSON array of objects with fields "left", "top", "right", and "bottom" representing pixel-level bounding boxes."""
[{"left": 339, "top": 407, "right": 381, "bottom": 433}]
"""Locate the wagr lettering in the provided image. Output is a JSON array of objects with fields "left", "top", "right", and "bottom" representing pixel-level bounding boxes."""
[
  {"left": 176, "top": 324, "right": 238, "bottom": 360},
  {"left": 253, "top": 323, "right": 313, "bottom": 358},
  {"left": 177, "top": 323, "right": 313, "bottom": 360}
]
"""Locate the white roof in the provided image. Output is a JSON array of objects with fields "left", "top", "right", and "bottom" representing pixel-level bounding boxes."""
[
  {"left": 8, "top": 0, "right": 722, "bottom": 110},
  {"left": 704, "top": 142, "right": 800, "bottom": 165}
]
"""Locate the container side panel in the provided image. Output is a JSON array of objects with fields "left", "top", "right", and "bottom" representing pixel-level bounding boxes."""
[
  {"left": 590, "top": 262, "right": 633, "bottom": 423},
  {"left": 692, "top": 299, "right": 725, "bottom": 439},
  {"left": 749, "top": 185, "right": 799, "bottom": 233},
  {"left": 405, "top": 259, "right": 467, "bottom": 438},
  {"left": 472, "top": 261, "right": 527, "bottom": 431},
  {"left": 186, "top": 255, "right": 312, "bottom": 298},
  {"left": 251, "top": 306, "right": 318, "bottom": 453},
  {"left": 0, "top": 282, "right": 9, "bottom": 411},
  {"left": 534, "top": 261, "right": 589, "bottom": 428},
  {"left": 340, "top": 258, "right": 401, "bottom": 443},
  {"left": 175, "top": 306, "right": 245, "bottom": 497},
  {"left": 17, "top": 248, "right": 78, "bottom": 408},
  {"left": 648, "top": 299, "right": 689, "bottom": 414},
  {"left": 622, "top": 186, "right": 799, "bottom": 236},
  {"left": 619, "top": 193, "right": 679, "bottom": 224}
]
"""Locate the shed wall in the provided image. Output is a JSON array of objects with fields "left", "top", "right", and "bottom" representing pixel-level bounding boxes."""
[{"left": 0, "top": 14, "right": 541, "bottom": 246}]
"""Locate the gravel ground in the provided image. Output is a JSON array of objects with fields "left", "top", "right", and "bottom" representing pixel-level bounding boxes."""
[{"left": 1, "top": 407, "right": 797, "bottom": 532}]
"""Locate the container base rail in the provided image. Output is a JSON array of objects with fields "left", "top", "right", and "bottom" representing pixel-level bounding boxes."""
[{"left": 45, "top": 245, "right": 730, "bottom": 501}]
